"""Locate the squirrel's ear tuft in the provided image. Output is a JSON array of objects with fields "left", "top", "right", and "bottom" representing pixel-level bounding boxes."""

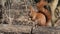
[
  {"left": 34, "top": 0, "right": 41, "bottom": 3},
  {"left": 44, "top": 5, "right": 51, "bottom": 12},
  {"left": 45, "top": 0, "right": 53, "bottom": 3},
  {"left": 0, "top": 5, "right": 2, "bottom": 9}
]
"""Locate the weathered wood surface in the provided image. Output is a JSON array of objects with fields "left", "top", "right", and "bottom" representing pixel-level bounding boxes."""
[
  {"left": 32, "top": 26, "right": 60, "bottom": 34},
  {"left": 0, "top": 25, "right": 60, "bottom": 34},
  {"left": 0, "top": 24, "right": 32, "bottom": 33}
]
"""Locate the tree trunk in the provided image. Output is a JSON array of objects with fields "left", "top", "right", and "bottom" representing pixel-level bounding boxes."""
[{"left": 50, "top": 0, "right": 59, "bottom": 26}]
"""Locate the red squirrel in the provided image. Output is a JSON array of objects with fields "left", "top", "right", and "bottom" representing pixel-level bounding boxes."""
[
  {"left": 36, "top": 0, "right": 51, "bottom": 24},
  {"left": 29, "top": 6, "right": 47, "bottom": 26},
  {"left": 29, "top": 0, "right": 51, "bottom": 26}
]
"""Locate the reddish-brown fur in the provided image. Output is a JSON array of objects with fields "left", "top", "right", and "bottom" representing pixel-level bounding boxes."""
[
  {"left": 36, "top": 0, "right": 51, "bottom": 23},
  {"left": 29, "top": 6, "right": 47, "bottom": 26}
]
